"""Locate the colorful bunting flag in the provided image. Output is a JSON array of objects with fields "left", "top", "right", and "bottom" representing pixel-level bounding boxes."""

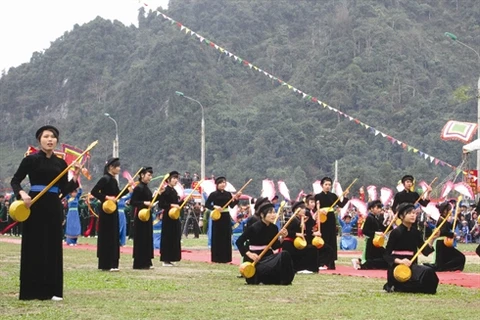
[{"left": 145, "top": 5, "right": 467, "bottom": 175}]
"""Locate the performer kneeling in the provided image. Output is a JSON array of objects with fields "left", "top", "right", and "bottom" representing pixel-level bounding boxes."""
[
  {"left": 383, "top": 203, "right": 439, "bottom": 294},
  {"left": 281, "top": 201, "right": 318, "bottom": 274},
  {"left": 352, "top": 200, "right": 389, "bottom": 270},
  {"left": 428, "top": 202, "right": 465, "bottom": 271},
  {"left": 235, "top": 202, "right": 295, "bottom": 285}
]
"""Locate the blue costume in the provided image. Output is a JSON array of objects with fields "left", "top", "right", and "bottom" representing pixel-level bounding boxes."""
[
  {"left": 118, "top": 193, "right": 132, "bottom": 246},
  {"left": 338, "top": 214, "right": 358, "bottom": 250},
  {"left": 232, "top": 219, "right": 247, "bottom": 250},
  {"left": 65, "top": 188, "right": 82, "bottom": 245},
  {"left": 207, "top": 215, "right": 212, "bottom": 248},
  {"left": 153, "top": 215, "right": 162, "bottom": 250}
]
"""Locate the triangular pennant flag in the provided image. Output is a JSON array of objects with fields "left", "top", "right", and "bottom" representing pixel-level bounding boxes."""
[{"left": 156, "top": 9, "right": 458, "bottom": 174}]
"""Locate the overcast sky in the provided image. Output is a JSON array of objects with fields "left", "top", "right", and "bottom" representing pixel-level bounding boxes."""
[{"left": 0, "top": 0, "right": 169, "bottom": 73}]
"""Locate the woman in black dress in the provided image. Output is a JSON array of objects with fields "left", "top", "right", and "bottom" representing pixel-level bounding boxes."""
[
  {"left": 91, "top": 158, "right": 130, "bottom": 271},
  {"left": 131, "top": 167, "right": 154, "bottom": 269},
  {"left": 430, "top": 202, "right": 465, "bottom": 271},
  {"left": 11, "top": 125, "right": 80, "bottom": 300},
  {"left": 383, "top": 203, "right": 439, "bottom": 294},
  {"left": 205, "top": 176, "right": 240, "bottom": 263},
  {"left": 236, "top": 202, "right": 295, "bottom": 285},
  {"left": 158, "top": 171, "right": 181, "bottom": 266}
]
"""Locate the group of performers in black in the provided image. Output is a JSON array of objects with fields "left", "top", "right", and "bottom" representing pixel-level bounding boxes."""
[
  {"left": 7, "top": 125, "right": 477, "bottom": 301},
  {"left": 233, "top": 174, "right": 470, "bottom": 295}
]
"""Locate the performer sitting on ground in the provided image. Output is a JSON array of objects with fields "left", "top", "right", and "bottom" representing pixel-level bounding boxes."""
[
  {"left": 281, "top": 201, "right": 318, "bottom": 274},
  {"left": 352, "top": 200, "right": 389, "bottom": 270},
  {"left": 235, "top": 202, "right": 295, "bottom": 285},
  {"left": 383, "top": 203, "right": 439, "bottom": 294},
  {"left": 232, "top": 213, "right": 247, "bottom": 250},
  {"left": 425, "top": 202, "right": 465, "bottom": 272}
]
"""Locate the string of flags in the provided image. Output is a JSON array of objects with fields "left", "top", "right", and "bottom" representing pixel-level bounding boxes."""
[{"left": 139, "top": 3, "right": 469, "bottom": 175}]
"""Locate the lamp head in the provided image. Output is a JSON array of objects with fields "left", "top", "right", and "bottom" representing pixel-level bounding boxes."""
[{"left": 175, "top": 91, "right": 185, "bottom": 97}]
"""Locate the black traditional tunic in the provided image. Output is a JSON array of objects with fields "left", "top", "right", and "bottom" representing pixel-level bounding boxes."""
[
  {"left": 360, "top": 213, "right": 388, "bottom": 270},
  {"left": 158, "top": 185, "right": 181, "bottom": 262},
  {"left": 304, "top": 209, "right": 315, "bottom": 244},
  {"left": 11, "top": 151, "right": 79, "bottom": 300},
  {"left": 236, "top": 220, "right": 294, "bottom": 285},
  {"left": 432, "top": 219, "right": 465, "bottom": 271},
  {"left": 391, "top": 190, "right": 429, "bottom": 213},
  {"left": 205, "top": 190, "right": 239, "bottom": 263},
  {"left": 384, "top": 224, "right": 439, "bottom": 294},
  {"left": 314, "top": 191, "right": 348, "bottom": 268},
  {"left": 281, "top": 217, "right": 317, "bottom": 273},
  {"left": 91, "top": 174, "right": 128, "bottom": 270},
  {"left": 130, "top": 182, "right": 154, "bottom": 269}
]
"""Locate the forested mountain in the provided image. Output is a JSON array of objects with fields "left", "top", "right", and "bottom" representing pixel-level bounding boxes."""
[{"left": 1, "top": 0, "right": 479, "bottom": 197}]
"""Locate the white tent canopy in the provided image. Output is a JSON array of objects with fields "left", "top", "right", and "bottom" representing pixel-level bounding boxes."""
[{"left": 463, "top": 139, "right": 480, "bottom": 153}]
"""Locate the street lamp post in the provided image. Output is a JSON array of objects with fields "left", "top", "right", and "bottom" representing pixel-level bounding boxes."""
[
  {"left": 445, "top": 32, "right": 480, "bottom": 198},
  {"left": 175, "top": 91, "right": 205, "bottom": 180},
  {"left": 104, "top": 113, "right": 119, "bottom": 181}
]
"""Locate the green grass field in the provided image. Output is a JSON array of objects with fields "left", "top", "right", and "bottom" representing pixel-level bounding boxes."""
[{"left": 1, "top": 235, "right": 479, "bottom": 320}]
